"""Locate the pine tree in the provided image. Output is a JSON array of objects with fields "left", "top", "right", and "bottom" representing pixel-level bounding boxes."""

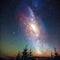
[
  {"left": 22, "top": 46, "right": 28, "bottom": 60},
  {"left": 29, "top": 49, "right": 32, "bottom": 57},
  {"left": 16, "top": 52, "right": 20, "bottom": 60},
  {"left": 54, "top": 48, "right": 58, "bottom": 56}
]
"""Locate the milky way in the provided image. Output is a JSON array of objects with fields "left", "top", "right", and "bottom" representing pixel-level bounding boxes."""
[{"left": 18, "top": 6, "right": 49, "bottom": 55}]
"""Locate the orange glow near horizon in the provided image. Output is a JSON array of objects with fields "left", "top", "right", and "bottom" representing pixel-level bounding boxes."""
[
  {"left": 32, "top": 51, "right": 51, "bottom": 57},
  {"left": 3, "top": 52, "right": 51, "bottom": 57},
  {"left": 1, "top": 50, "right": 60, "bottom": 57}
]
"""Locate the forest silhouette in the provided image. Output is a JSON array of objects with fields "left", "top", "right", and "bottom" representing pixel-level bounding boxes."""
[{"left": 0, "top": 47, "right": 60, "bottom": 60}]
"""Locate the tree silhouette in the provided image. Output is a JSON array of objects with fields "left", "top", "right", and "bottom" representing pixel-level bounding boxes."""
[
  {"left": 29, "top": 49, "right": 32, "bottom": 57},
  {"left": 16, "top": 52, "right": 21, "bottom": 60},
  {"left": 54, "top": 48, "right": 60, "bottom": 60},
  {"left": 22, "top": 46, "right": 28, "bottom": 60}
]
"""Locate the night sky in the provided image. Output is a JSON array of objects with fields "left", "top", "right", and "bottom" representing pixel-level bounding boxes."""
[{"left": 0, "top": 0, "right": 60, "bottom": 57}]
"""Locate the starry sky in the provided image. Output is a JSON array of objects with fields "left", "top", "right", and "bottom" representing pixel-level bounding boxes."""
[{"left": 0, "top": 0, "right": 60, "bottom": 57}]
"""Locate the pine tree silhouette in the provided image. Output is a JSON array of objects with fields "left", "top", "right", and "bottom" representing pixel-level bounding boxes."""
[
  {"left": 54, "top": 48, "right": 60, "bottom": 60},
  {"left": 22, "top": 45, "right": 28, "bottom": 60},
  {"left": 29, "top": 49, "right": 32, "bottom": 57},
  {"left": 16, "top": 52, "right": 20, "bottom": 60}
]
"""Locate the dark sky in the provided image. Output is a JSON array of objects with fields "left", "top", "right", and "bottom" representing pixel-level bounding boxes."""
[{"left": 0, "top": 0, "right": 60, "bottom": 57}]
